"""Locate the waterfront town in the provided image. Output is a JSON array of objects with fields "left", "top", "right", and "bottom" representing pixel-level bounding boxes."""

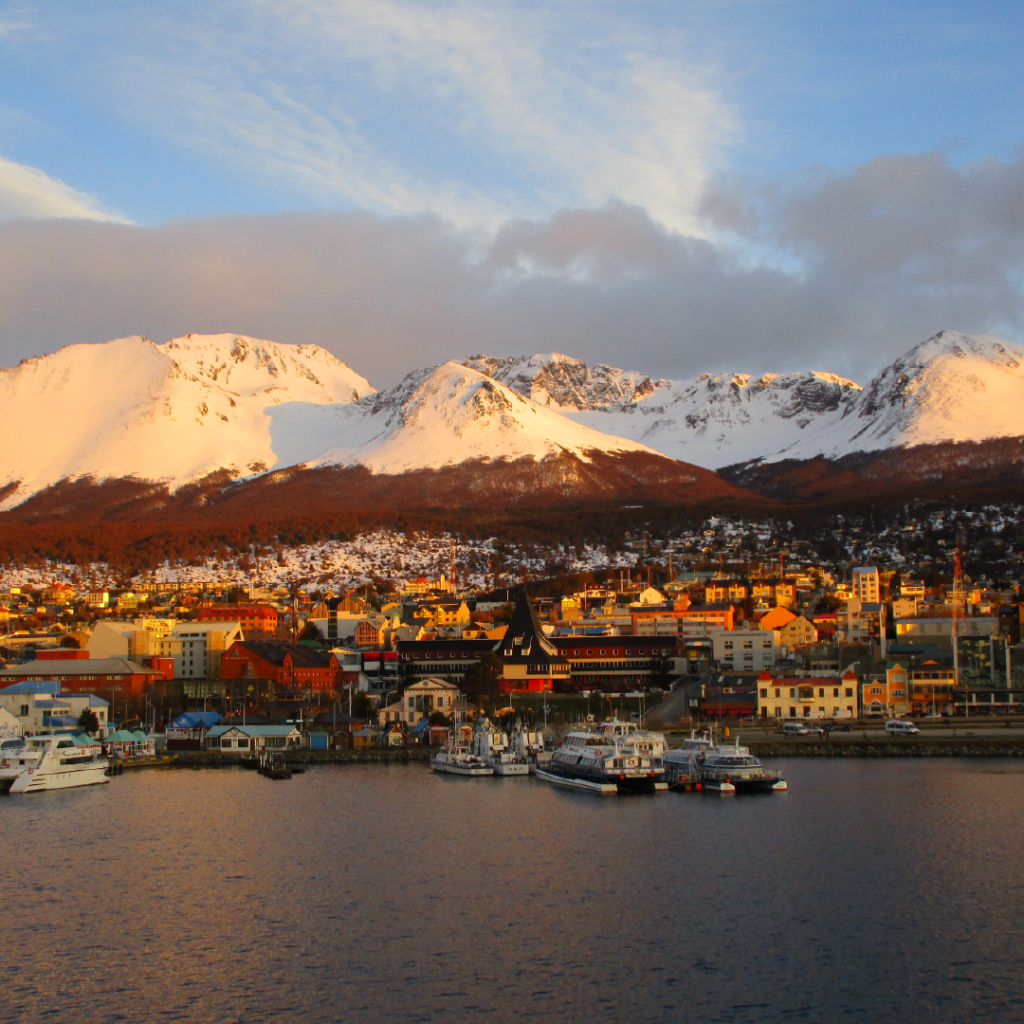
[{"left": 1, "top": 504, "right": 1022, "bottom": 755}]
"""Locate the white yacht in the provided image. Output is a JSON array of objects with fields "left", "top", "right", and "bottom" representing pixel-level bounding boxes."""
[
  {"left": 431, "top": 718, "right": 494, "bottom": 777},
  {"left": 0, "top": 734, "right": 110, "bottom": 794},
  {"left": 536, "top": 730, "right": 668, "bottom": 794},
  {"left": 472, "top": 718, "right": 529, "bottom": 775}
]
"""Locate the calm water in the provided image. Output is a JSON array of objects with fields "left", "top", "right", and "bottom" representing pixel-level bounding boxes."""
[{"left": 3, "top": 759, "right": 1024, "bottom": 1024}]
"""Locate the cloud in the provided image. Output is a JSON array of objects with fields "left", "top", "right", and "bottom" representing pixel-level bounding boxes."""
[
  {"left": 104, "top": 0, "right": 734, "bottom": 232},
  {"left": 0, "top": 151, "right": 1021, "bottom": 388},
  {"left": 0, "top": 155, "right": 131, "bottom": 223}
]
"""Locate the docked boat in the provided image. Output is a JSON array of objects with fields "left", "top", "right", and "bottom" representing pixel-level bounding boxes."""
[
  {"left": 665, "top": 731, "right": 786, "bottom": 793},
  {"left": 472, "top": 718, "right": 529, "bottom": 775},
  {"left": 430, "top": 745, "right": 494, "bottom": 776},
  {"left": 598, "top": 719, "right": 667, "bottom": 763},
  {"left": 510, "top": 723, "right": 552, "bottom": 774},
  {"left": 535, "top": 729, "right": 667, "bottom": 794},
  {"left": 0, "top": 734, "right": 110, "bottom": 794}
]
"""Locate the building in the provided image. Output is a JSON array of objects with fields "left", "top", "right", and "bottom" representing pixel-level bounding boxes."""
[
  {"left": 166, "top": 711, "right": 222, "bottom": 750},
  {"left": 838, "top": 599, "right": 888, "bottom": 656},
  {"left": 551, "top": 636, "right": 686, "bottom": 691},
  {"left": 221, "top": 641, "right": 341, "bottom": 692},
  {"left": 0, "top": 680, "right": 111, "bottom": 736},
  {"left": 852, "top": 566, "right": 881, "bottom": 604},
  {"left": 498, "top": 593, "right": 570, "bottom": 692},
  {"left": 758, "top": 670, "right": 859, "bottom": 719},
  {"left": 712, "top": 629, "right": 779, "bottom": 672},
  {"left": 205, "top": 723, "right": 302, "bottom": 752},
  {"left": 198, "top": 604, "right": 278, "bottom": 638},
  {"left": 861, "top": 663, "right": 911, "bottom": 719},
  {"left": 0, "top": 705, "right": 22, "bottom": 738},
  {"left": 778, "top": 614, "right": 818, "bottom": 649},
  {"left": 397, "top": 639, "right": 496, "bottom": 682},
  {"left": 894, "top": 616, "right": 999, "bottom": 652},
  {"left": 377, "top": 677, "right": 460, "bottom": 727},
  {"left": 89, "top": 618, "right": 242, "bottom": 679},
  {"left": 0, "top": 658, "right": 160, "bottom": 707}
]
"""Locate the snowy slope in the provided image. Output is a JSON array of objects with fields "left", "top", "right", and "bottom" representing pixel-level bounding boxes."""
[
  {"left": 464, "top": 353, "right": 863, "bottom": 467},
  {"left": 0, "top": 333, "right": 372, "bottom": 507},
  {"left": 774, "top": 331, "right": 1024, "bottom": 461},
  {"left": 295, "top": 361, "right": 661, "bottom": 473}
]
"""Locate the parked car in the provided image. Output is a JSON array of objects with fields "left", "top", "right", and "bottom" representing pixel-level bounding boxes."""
[{"left": 885, "top": 719, "right": 920, "bottom": 736}]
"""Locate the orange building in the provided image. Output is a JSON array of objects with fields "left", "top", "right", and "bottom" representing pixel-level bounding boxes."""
[{"left": 198, "top": 604, "right": 279, "bottom": 638}]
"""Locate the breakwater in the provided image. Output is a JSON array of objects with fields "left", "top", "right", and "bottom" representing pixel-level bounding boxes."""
[{"left": 748, "top": 739, "right": 1024, "bottom": 757}]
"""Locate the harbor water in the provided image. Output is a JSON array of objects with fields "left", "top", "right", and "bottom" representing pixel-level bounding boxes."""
[{"left": 3, "top": 759, "right": 1024, "bottom": 1023}]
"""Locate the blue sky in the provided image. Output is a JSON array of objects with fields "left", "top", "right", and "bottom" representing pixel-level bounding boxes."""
[{"left": 1, "top": 0, "right": 1023, "bottom": 383}]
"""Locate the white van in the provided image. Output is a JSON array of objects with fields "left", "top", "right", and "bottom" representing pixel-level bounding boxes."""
[
  {"left": 885, "top": 719, "right": 920, "bottom": 735},
  {"left": 782, "top": 722, "right": 810, "bottom": 736}
]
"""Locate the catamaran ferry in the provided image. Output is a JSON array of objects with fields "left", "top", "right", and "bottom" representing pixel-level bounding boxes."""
[
  {"left": 536, "top": 729, "right": 667, "bottom": 794},
  {"left": 0, "top": 734, "right": 110, "bottom": 794}
]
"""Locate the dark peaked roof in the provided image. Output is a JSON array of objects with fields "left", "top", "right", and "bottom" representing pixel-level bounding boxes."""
[
  {"left": 234, "top": 640, "right": 335, "bottom": 669},
  {"left": 501, "top": 590, "right": 561, "bottom": 667}
]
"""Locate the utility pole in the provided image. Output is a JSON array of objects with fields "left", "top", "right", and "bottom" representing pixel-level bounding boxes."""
[{"left": 952, "top": 537, "right": 967, "bottom": 717}]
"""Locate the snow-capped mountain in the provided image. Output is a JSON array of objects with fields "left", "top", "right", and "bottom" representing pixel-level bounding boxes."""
[
  {"left": 279, "top": 361, "right": 661, "bottom": 474},
  {"left": 776, "top": 331, "right": 1024, "bottom": 461},
  {"left": 466, "top": 332, "right": 1024, "bottom": 468},
  {"left": 0, "top": 333, "right": 372, "bottom": 507},
  {"left": 463, "top": 353, "right": 863, "bottom": 467}
]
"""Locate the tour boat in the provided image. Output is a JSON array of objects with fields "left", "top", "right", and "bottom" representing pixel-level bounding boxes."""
[
  {"left": 535, "top": 729, "right": 668, "bottom": 794},
  {"left": 472, "top": 718, "right": 529, "bottom": 775},
  {"left": 664, "top": 731, "right": 786, "bottom": 793},
  {"left": 598, "top": 719, "right": 667, "bottom": 763},
  {"left": 0, "top": 734, "right": 110, "bottom": 794}
]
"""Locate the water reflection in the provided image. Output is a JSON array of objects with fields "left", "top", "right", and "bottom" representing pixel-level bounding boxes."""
[{"left": 2, "top": 760, "right": 1024, "bottom": 1023}]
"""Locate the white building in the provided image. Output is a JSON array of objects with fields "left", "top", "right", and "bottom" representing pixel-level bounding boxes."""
[
  {"left": 88, "top": 619, "right": 242, "bottom": 679},
  {"left": 711, "top": 629, "right": 780, "bottom": 672},
  {"left": 0, "top": 681, "right": 109, "bottom": 736},
  {"left": 852, "top": 567, "right": 881, "bottom": 604}
]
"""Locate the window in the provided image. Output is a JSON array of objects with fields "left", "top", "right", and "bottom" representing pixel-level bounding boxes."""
[
  {"left": 833, "top": 688, "right": 840, "bottom": 698},
  {"left": 774, "top": 688, "right": 780, "bottom": 698},
  {"left": 845, "top": 688, "right": 853, "bottom": 698},
  {"left": 760, "top": 688, "right": 768, "bottom": 698},
  {"left": 818, "top": 688, "right": 825, "bottom": 698}
]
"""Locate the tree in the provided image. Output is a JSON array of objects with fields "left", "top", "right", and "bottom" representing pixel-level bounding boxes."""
[
  {"left": 59, "top": 635, "right": 81, "bottom": 649},
  {"left": 298, "top": 621, "right": 324, "bottom": 643},
  {"left": 428, "top": 710, "right": 451, "bottom": 726},
  {"left": 78, "top": 707, "right": 99, "bottom": 734},
  {"left": 461, "top": 652, "right": 505, "bottom": 709}
]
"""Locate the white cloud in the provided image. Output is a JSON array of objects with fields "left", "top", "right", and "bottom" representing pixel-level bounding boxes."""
[
  {"left": 107, "top": 0, "right": 735, "bottom": 232},
  {"left": 0, "top": 155, "right": 130, "bottom": 223}
]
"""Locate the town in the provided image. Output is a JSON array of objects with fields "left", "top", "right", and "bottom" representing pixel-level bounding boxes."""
[{"left": 1, "top": 501, "right": 1022, "bottom": 755}]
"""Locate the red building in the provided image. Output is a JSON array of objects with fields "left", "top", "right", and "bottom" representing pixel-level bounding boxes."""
[
  {"left": 198, "top": 605, "right": 280, "bottom": 639},
  {"left": 0, "top": 657, "right": 162, "bottom": 703},
  {"left": 221, "top": 641, "right": 340, "bottom": 692}
]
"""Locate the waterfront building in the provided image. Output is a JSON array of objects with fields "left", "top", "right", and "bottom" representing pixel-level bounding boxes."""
[
  {"left": 498, "top": 593, "right": 570, "bottom": 692},
  {"left": 221, "top": 641, "right": 341, "bottom": 692},
  {"left": 0, "top": 680, "right": 110, "bottom": 735},
  {"left": 758, "top": 670, "right": 859, "bottom": 719},
  {"left": 204, "top": 723, "right": 302, "bottom": 752},
  {"left": 377, "top": 677, "right": 460, "bottom": 727}
]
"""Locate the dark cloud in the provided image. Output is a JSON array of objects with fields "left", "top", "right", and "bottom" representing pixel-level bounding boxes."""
[{"left": 0, "top": 151, "right": 1022, "bottom": 388}]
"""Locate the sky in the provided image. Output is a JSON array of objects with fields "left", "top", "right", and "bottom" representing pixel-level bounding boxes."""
[{"left": 1, "top": 0, "right": 1023, "bottom": 387}]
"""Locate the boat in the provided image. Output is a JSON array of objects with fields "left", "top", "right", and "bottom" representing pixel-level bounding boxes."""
[
  {"left": 665, "top": 731, "right": 787, "bottom": 793},
  {"left": 0, "top": 734, "right": 110, "bottom": 794},
  {"left": 258, "top": 751, "right": 292, "bottom": 779},
  {"left": 598, "top": 718, "right": 667, "bottom": 763},
  {"left": 472, "top": 718, "right": 529, "bottom": 775},
  {"left": 430, "top": 745, "right": 494, "bottom": 776},
  {"left": 535, "top": 729, "right": 667, "bottom": 794},
  {"left": 510, "top": 723, "right": 552, "bottom": 774},
  {"left": 431, "top": 717, "right": 494, "bottom": 776}
]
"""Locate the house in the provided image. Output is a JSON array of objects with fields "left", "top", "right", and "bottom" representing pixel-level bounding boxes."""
[
  {"left": 221, "top": 641, "right": 341, "bottom": 692},
  {"left": 351, "top": 727, "right": 381, "bottom": 748},
  {"left": 166, "top": 711, "right": 222, "bottom": 750},
  {"left": 757, "top": 669, "right": 859, "bottom": 719},
  {"left": 381, "top": 721, "right": 407, "bottom": 746},
  {"left": 778, "top": 614, "right": 818, "bottom": 650},
  {"left": 205, "top": 724, "right": 302, "bottom": 752},
  {"left": 378, "top": 677, "right": 460, "bottom": 727},
  {"left": 0, "top": 679, "right": 112, "bottom": 735},
  {"left": 354, "top": 616, "right": 390, "bottom": 648}
]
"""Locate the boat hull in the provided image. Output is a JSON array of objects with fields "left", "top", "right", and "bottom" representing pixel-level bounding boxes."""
[
  {"left": 431, "top": 758, "right": 494, "bottom": 776},
  {"left": 491, "top": 762, "right": 529, "bottom": 776},
  {"left": 535, "top": 767, "right": 666, "bottom": 795},
  {"left": 1, "top": 761, "right": 110, "bottom": 794}
]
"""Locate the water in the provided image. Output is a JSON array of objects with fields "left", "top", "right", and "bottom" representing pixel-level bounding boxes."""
[{"left": 3, "top": 759, "right": 1024, "bottom": 1024}]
